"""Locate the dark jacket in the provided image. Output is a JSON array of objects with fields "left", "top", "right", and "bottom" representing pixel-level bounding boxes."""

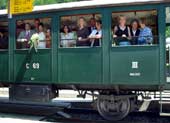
[{"left": 130, "top": 29, "right": 140, "bottom": 45}]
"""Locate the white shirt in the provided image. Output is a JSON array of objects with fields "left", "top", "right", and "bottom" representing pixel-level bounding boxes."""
[
  {"left": 132, "top": 30, "right": 137, "bottom": 36},
  {"left": 38, "top": 32, "right": 46, "bottom": 41}
]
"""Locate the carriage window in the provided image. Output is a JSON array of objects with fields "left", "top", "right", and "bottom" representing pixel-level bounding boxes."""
[
  {"left": 59, "top": 13, "right": 102, "bottom": 48},
  {"left": 16, "top": 18, "right": 51, "bottom": 49},
  {"left": 111, "top": 10, "right": 158, "bottom": 46},
  {"left": 166, "top": 7, "right": 170, "bottom": 82},
  {"left": 0, "top": 21, "right": 8, "bottom": 50}
]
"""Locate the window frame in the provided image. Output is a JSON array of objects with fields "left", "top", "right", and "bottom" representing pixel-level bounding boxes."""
[
  {"left": 107, "top": 5, "right": 160, "bottom": 48},
  {"left": 13, "top": 13, "right": 54, "bottom": 51},
  {"left": 57, "top": 9, "right": 103, "bottom": 50}
]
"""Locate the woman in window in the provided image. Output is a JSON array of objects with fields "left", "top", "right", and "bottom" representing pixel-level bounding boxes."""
[
  {"left": 76, "top": 17, "right": 90, "bottom": 46},
  {"left": 130, "top": 19, "right": 140, "bottom": 45},
  {"left": 113, "top": 15, "right": 131, "bottom": 46},
  {"left": 37, "top": 23, "right": 46, "bottom": 48},
  {"left": 60, "top": 25, "right": 76, "bottom": 47},
  {"left": 89, "top": 20, "right": 102, "bottom": 47}
]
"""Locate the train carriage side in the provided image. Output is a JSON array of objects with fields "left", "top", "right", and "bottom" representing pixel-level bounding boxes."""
[
  {"left": 0, "top": 15, "right": 9, "bottom": 83},
  {"left": 0, "top": 0, "right": 170, "bottom": 121}
]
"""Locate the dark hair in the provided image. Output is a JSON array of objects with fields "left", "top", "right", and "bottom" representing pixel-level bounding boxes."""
[
  {"left": 96, "top": 20, "right": 102, "bottom": 25},
  {"left": 39, "top": 23, "right": 44, "bottom": 28},
  {"left": 62, "top": 25, "right": 71, "bottom": 33},
  {"left": 90, "top": 18, "right": 96, "bottom": 21},
  {"left": 130, "top": 19, "right": 139, "bottom": 27},
  {"left": 35, "top": 18, "right": 40, "bottom": 23},
  {"left": 25, "top": 23, "right": 31, "bottom": 27},
  {"left": 139, "top": 18, "right": 147, "bottom": 24}
]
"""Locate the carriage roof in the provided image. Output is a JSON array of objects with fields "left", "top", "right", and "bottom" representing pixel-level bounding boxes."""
[{"left": 0, "top": 0, "right": 168, "bottom": 15}]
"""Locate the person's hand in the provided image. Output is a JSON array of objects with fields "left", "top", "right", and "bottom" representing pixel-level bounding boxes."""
[
  {"left": 78, "top": 37, "right": 82, "bottom": 41},
  {"left": 122, "top": 34, "right": 127, "bottom": 37},
  {"left": 89, "top": 36, "right": 95, "bottom": 39},
  {"left": 113, "top": 35, "right": 117, "bottom": 38}
]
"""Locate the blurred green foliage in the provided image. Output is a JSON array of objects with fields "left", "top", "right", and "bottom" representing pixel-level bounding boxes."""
[
  {"left": 34, "top": 0, "right": 81, "bottom": 5},
  {"left": 166, "top": 26, "right": 170, "bottom": 38},
  {"left": 0, "top": 0, "right": 81, "bottom": 9},
  {"left": 0, "top": 0, "right": 6, "bottom": 9}
]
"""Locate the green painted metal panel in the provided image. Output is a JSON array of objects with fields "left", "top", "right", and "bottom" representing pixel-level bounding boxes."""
[
  {"left": 58, "top": 48, "right": 102, "bottom": 84},
  {"left": 14, "top": 50, "right": 51, "bottom": 83},
  {"left": 158, "top": 5, "right": 166, "bottom": 85},
  {"left": 110, "top": 46, "right": 159, "bottom": 85},
  {"left": 0, "top": 51, "right": 8, "bottom": 81}
]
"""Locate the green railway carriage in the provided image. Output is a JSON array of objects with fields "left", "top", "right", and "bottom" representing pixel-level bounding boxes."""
[{"left": 0, "top": 0, "right": 170, "bottom": 121}]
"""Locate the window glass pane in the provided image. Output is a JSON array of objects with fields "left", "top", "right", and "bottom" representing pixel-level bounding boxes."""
[
  {"left": 166, "top": 7, "right": 170, "bottom": 82},
  {"left": 112, "top": 10, "right": 158, "bottom": 46},
  {"left": 0, "top": 21, "right": 8, "bottom": 49},
  {"left": 16, "top": 18, "right": 51, "bottom": 49},
  {"left": 59, "top": 13, "right": 102, "bottom": 48}
]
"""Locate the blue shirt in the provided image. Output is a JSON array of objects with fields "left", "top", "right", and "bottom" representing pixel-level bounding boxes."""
[
  {"left": 138, "top": 26, "right": 153, "bottom": 45},
  {"left": 89, "top": 29, "right": 102, "bottom": 37}
]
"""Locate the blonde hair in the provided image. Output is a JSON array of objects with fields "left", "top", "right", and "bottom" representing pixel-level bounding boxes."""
[
  {"left": 118, "top": 15, "right": 126, "bottom": 21},
  {"left": 77, "top": 17, "right": 87, "bottom": 27}
]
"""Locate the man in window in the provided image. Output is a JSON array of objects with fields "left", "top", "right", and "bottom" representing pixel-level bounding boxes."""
[
  {"left": 17, "top": 23, "right": 35, "bottom": 48},
  {"left": 88, "top": 18, "right": 96, "bottom": 34},
  {"left": 89, "top": 20, "right": 102, "bottom": 47},
  {"left": 138, "top": 18, "right": 153, "bottom": 45}
]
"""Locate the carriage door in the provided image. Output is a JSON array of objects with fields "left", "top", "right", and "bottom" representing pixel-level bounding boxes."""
[
  {"left": 110, "top": 10, "right": 160, "bottom": 85},
  {"left": 0, "top": 21, "right": 8, "bottom": 82},
  {"left": 14, "top": 17, "right": 52, "bottom": 83}
]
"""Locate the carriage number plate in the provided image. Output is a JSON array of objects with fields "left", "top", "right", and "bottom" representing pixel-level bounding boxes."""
[{"left": 26, "top": 63, "right": 40, "bottom": 69}]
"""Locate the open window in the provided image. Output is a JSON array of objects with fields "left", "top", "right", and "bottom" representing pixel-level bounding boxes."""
[
  {"left": 166, "top": 7, "right": 170, "bottom": 82},
  {"left": 111, "top": 10, "right": 158, "bottom": 46},
  {"left": 16, "top": 18, "right": 51, "bottom": 49},
  {"left": 59, "top": 13, "right": 102, "bottom": 48},
  {"left": 0, "top": 21, "right": 8, "bottom": 50}
]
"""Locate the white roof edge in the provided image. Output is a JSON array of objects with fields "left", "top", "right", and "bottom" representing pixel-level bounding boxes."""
[{"left": 0, "top": 0, "right": 166, "bottom": 15}]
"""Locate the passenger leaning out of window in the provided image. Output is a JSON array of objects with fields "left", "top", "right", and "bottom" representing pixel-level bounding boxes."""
[
  {"left": 76, "top": 17, "right": 90, "bottom": 47},
  {"left": 60, "top": 25, "right": 76, "bottom": 47},
  {"left": 130, "top": 19, "right": 140, "bottom": 45},
  {"left": 37, "top": 23, "right": 46, "bottom": 48},
  {"left": 138, "top": 18, "right": 153, "bottom": 45},
  {"left": 113, "top": 15, "right": 131, "bottom": 46},
  {"left": 17, "top": 23, "right": 35, "bottom": 48},
  {"left": 89, "top": 20, "right": 102, "bottom": 47}
]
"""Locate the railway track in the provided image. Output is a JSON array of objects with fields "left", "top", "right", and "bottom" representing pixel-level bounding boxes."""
[{"left": 0, "top": 99, "right": 169, "bottom": 123}]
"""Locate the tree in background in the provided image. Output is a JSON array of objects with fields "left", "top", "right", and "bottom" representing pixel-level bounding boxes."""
[
  {"left": 0, "top": 0, "right": 83, "bottom": 9},
  {"left": 166, "top": 26, "right": 170, "bottom": 38},
  {"left": 0, "top": 0, "right": 6, "bottom": 9},
  {"left": 34, "top": 0, "right": 80, "bottom": 5}
]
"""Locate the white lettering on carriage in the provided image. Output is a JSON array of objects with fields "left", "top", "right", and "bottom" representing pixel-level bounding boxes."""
[
  {"left": 32, "top": 63, "right": 40, "bottom": 69},
  {"left": 26, "top": 63, "right": 30, "bottom": 69},
  {"left": 132, "top": 61, "right": 138, "bottom": 69},
  {"left": 129, "top": 73, "right": 141, "bottom": 76}
]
